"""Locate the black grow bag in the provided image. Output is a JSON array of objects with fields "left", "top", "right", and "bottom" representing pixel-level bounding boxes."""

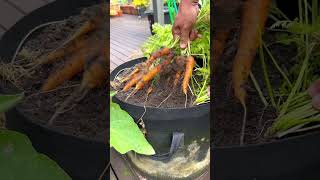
[
  {"left": 213, "top": 130, "right": 320, "bottom": 180},
  {"left": 0, "top": 1, "right": 108, "bottom": 180},
  {"left": 111, "top": 58, "right": 210, "bottom": 157}
]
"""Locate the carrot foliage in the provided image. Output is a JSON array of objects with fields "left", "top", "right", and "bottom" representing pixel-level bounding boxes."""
[{"left": 141, "top": 0, "right": 210, "bottom": 104}]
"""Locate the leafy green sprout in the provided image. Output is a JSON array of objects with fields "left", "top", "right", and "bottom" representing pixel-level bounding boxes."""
[{"left": 250, "top": 0, "right": 320, "bottom": 136}]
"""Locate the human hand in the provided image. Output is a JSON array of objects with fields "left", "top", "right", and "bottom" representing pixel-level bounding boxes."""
[{"left": 172, "top": 0, "right": 200, "bottom": 49}]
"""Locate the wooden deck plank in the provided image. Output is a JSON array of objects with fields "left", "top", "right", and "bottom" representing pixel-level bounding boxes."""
[
  {"left": 110, "top": 42, "right": 135, "bottom": 57},
  {"left": 110, "top": 167, "right": 118, "bottom": 180},
  {"left": 0, "top": 0, "right": 24, "bottom": 29},
  {"left": 111, "top": 40, "right": 136, "bottom": 52},
  {"left": 110, "top": 14, "right": 150, "bottom": 70},
  {"left": 110, "top": 148, "right": 139, "bottom": 180},
  {"left": 7, "top": 0, "right": 46, "bottom": 13},
  {"left": 110, "top": 34, "right": 144, "bottom": 46}
]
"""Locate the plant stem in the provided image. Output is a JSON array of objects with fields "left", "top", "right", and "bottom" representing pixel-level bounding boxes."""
[
  {"left": 250, "top": 72, "right": 268, "bottom": 107},
  {"left": 279, "top": 44, "right": 315, "bottom": 118},
  {"left": 263, "top": 42, "right": 292, "bottom": 88},
  {"left": 259, "top": 43, "right": 277, "bottom": 109}
]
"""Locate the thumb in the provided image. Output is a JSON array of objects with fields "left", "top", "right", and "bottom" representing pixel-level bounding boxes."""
[{"left": 180, "top": 26, "right": 191, "bottom": 49}]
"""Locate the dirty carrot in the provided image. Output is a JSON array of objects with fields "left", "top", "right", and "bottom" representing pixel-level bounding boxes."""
[
  {"left": 64, "top": 19, "right": 97, "bottom": 46},
  {"left": 145, "top": 47, "right": 171, "bottom": 66},
  {"left": 182, "top": 56, "right": 195, "bottom": 95},
  {"left": 123, "top": 73, "right": 142, "bottom": 91},
  {"left": 232, "top": 0, "right": 271, "bottom": 105},
  {"left": 36, "top": 36, "right": 87, "bottom": 65},
  {"left": 41, "top": 48, "right": 89, "bottom": 92},
  {"left": 174, "top": 70, "right": 182, "bottom": 87},
  {"left": 135, "top": 54, "right": 173, "bottom": 91},
  {"left": 81, "top": 55, "right": 108, "bottom": 89},
  {"left": 120, "top": 68, "right": 140, "bottom": 83}
]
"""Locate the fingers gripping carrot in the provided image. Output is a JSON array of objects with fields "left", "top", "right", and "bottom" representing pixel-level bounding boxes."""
[
  {"left": 182, "top": 56, "right": 196, "bottom": 95},
  {"left": 232, "top": 0, "right": 271, "bottom": 105}
]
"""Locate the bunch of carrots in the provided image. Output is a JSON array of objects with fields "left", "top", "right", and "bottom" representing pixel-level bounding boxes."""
[{"left": 120, "top": 47, "right": 196, "bottom": 98}]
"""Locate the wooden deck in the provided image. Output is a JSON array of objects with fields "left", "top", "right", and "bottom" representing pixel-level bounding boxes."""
[{"left": 110, "top": 14, "right": 151, "bottom": 70}]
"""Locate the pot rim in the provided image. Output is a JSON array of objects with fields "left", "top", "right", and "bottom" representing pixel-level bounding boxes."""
[
  {"left": 111, "top": 58, "right": 210, "bottom": 111},
  {"left": 215, "top": 129, "right": 320, "bottom": 150}
]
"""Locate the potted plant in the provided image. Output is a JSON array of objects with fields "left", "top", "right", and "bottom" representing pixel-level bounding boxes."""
[
  {"left": 133, "top": 0, "right": 149, "bottom": 18},
  {"left": 0, "top": 1, "right": 108, "bottom": 179},
  {"left": 110, "top": 1, "right": 210, "bottom": 179},
  {"left": 213, "top": 0, "right": 320, "bottom": 179}
]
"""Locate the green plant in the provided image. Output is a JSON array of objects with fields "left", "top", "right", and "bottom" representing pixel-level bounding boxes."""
[
  {"left": 110, "top": 92, "right": 155, "bottom": 155},
  {"left": 0, "top": 94, "right": 71, "bottom": 179},
  {"left": 141, "top": 0, "right": 210, "bottom": 104},
  {"left": 259, "top": 0, "right": 320, "bottom": 136}
]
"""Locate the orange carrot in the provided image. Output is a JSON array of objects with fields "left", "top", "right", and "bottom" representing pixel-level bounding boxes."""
[
  {"left": 121, "top": 68, "right": 140, "bottom": 83},
  {"left": 37, "top": 36, "right": 87, "bottom": 65},
  {"left": 174, "top": 70, "right": 182, "bottom": 87},
  {"left": 145, "top": 47, "right": 171, "bottom": 66},
  {"left": 213, "top": 29, "right": 231, "bottom": 74},
  {"left": 123, "top": 73, "right": 142, "bottom": 91},
  {"left": 147, "top": 86, "right": 153, "bottom": 95},
  {"left": 64, "top": 19, "right": 97, "bottom": 45},
  {"left": 232, "top": 0, "right": 271, "bottom": 105},
  {"left": 182, "top": 56, "right": 195, "bottom": 95},
  {"left": 81, "top": 55, "right": 108, "bottom": 89},
  {"left": 135, "top": 54, "right": 173, "bottom": 91},
  {"left": 41, "top": 48, "right": 89, "bottom": 92}
]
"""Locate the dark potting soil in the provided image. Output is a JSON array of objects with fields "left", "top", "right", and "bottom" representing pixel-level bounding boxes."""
[
  {"left": 0, "top": 5, "right": 107, "bottom": 142},
  {"left": 112, "top": 64, "right": 196, "bottom": 108},
  {"left": 212, "top": 29, "right": 297, "bottom": 146}
]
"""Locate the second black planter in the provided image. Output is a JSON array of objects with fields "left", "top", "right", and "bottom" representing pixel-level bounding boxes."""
[{"left": 213, "top": 131, "right": 320, "bottom": 180}]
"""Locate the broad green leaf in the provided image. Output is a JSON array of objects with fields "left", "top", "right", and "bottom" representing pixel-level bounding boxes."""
[
  {"left": 0, "top": 130, "right": 71, "bottom": 180},
  {"left": 110, "top": 91, "right": 117, "bottom": 97},
  {"left": 0, "top": 93, "right": 24, "bottom": 112},
  {"left": 110, "top": 101, "right": 155, "bottom": 155}
]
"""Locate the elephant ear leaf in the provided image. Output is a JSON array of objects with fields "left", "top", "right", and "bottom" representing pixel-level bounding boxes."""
[
  {"left": 0, "top": 130, "right": 71, "bottom": 180},
  {"left": 110, "top": 101, "right": 155, "bottom": 155}
]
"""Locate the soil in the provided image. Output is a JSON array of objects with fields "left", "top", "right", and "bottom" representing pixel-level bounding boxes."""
[
  {"left": 112, "top": 61, "right": 197, "bottom": 108},
  {"left": 212, "top": 28, "right": 297, "bottom": 146},
  {"left": 0, "top": 4, "right": 107, "bottom": 142}
]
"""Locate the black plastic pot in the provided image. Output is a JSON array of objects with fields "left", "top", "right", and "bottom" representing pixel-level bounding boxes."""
[
  {"left": 111, "top": 58, "right": 210, "bottom": 179},
  {"left": 0, "top": 1, "right": 108, "bottom": 180},
  {"left": 213, "top": 131, "right": 320, "bottom": 180},
  {"left": 111, "top": 58, "right": 210, "bottom": 158}
]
